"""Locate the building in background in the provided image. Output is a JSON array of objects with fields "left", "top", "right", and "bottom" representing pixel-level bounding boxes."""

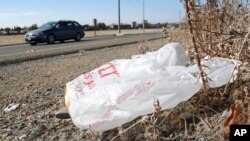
[{"left": 132, "top": 22, "right": 137, "bottom": 29}]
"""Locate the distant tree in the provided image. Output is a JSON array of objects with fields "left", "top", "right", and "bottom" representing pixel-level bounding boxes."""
[
  {"left": 23, "top": 26, "right": 29, "bottom": 32},
  {"left": 14, "top": 26, "right": 22, "bottom": 34},
  {"left": 17, "top": 27, "right": 21, "bottom": 33},
  {"left": 23, "top": 26, "right": 29, "bottom": 30},
  {"left": 20, "top": 26, "right": 29, "bottom": 34},
  {"left": 1, "top": 27, "right": 10, "bottom": 35},
  {"left": 83, "top": 24, "right": 90, "bottom": 31},
  {"left": 97, "top": 23, "right": 106, "bottom": 30},
  {"left": 4, "top": 27, "right": 10, "bottom": 32},
  {"left": 30, "top": 24, "right": 38, "bottom": 30}
]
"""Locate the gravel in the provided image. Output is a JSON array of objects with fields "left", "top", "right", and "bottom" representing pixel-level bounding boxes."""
[{"left": 0, "top": 38, "right": 170, "bottom": 140}]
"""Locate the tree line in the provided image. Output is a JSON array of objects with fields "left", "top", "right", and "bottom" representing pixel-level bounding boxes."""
[
  {"left": 0, "top": 22, "right": 178, "bottom": 35},
  {"left": 0, "top": 24, "right": 38, "bottom": 35},
  {"left": 0, "top": 23, "right": 110, "bottom": 35}
]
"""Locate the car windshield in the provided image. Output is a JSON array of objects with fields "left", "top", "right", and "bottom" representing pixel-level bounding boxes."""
[{"left": 39, "top": 22, "right": 56, "bottom": 29}]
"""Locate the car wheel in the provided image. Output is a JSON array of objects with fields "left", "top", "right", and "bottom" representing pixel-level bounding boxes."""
[
  {"left": 60, "top": 40, "right": 65, "bottom": 43},
  {"left": 47, "top": 34, "right": 55, "bottom": 44},
  {"left": 75, "top": 33, "right": 81, "bottom": 41},
  {"left": 30, "top": 43, "right": 37, "bottom": 46}
]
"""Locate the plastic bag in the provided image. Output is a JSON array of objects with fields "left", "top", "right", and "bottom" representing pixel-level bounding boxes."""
[{"left": 65, "top": 43, "right": 237, "bottom": 131}]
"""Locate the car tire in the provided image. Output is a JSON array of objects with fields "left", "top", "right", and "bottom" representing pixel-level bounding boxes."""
[
  {"left": 60, "top": 40, "right": 65, "bottom": 43},
  {"left": 75, "top": 33, "right": 81, "bottom": 41},
  {"left": 47, "top": 34, "right": 55, "bottom": 44},
  {"left": 30, "top": 43, "right": 37, "bottom": 46}
]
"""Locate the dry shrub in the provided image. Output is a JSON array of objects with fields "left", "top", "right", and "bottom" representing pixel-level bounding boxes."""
[
  {"left": 86, "top": 1, "right": 250, "bottom": 140},
  {"left": 169, "top": 0, "right": 250, "bottom": 140}
]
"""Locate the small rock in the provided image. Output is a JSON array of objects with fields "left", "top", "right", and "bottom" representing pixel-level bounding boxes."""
[
  {"left": 55, "top": 108, "right": 70, "bottom": 119},
  {"left": 19, "top": 134, "right": 27, "bottom": 140},
  {"left": 18, "top": 122, "right": 25, "bottom": 130},
  {"left": 4, "top": 103, "right": 20, "bottom": 112}
]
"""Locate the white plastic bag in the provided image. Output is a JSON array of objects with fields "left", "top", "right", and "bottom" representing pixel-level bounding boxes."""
[{"left": 65, "top": 43, "right": 237, "bottom": 131}]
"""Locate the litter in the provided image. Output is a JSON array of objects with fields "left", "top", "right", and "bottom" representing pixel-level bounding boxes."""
[
  {"left": 65, "top": 43, "right": 237, "bottom": 131},
  {"left": 4, "top": 103, "right": 20, "bottom": 112}
]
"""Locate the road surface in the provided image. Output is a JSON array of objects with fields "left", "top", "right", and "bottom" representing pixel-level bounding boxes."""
[
  {"left": 0, "top": 32, "right": 165, "bottom": 56},
  {"left": 0, "top": 32, "right": 166, "bottom": 65}
]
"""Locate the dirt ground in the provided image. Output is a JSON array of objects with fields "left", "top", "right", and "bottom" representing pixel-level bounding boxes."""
[
  {"left": 0, "top": 38, "right": 170, "bottom": 140},
  {"left": 0, "top": 29, "right": 160, "bottom": 46}
]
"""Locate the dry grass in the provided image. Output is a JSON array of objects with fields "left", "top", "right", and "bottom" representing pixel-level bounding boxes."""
[
  {"left": 0, "top": 39, "right": 171, "bottom": 141},
  {"left": 0, "top": 29, "right": 160, "bottom": 46},
  {"left": 1, "top": 1, "right": 249, "bottom": 140},
  {"left": 95, "top": 1, "right": 250, "bottom": 140}
]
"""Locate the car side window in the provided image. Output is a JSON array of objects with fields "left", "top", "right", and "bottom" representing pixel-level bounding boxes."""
[
  {"left": 67, "top": 22, "right": 74, "bottom": 28},
  {"left": 73, "top": 22, "right": 80, "bottom": 27},
  {"left": 56, "top": 22, "right": 66, "bottom": 29}
]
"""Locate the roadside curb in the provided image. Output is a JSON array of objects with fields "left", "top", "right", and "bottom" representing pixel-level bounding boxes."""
[{"left": 0, "top": 43, "right": 25, "bottom": 48}]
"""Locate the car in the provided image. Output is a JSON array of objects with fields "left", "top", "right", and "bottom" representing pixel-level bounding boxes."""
[{"left": 25, "top": 20, "right": 85, "bottom": 45}]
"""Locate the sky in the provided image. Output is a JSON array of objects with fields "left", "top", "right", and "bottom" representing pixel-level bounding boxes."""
[{"left": 0, "top": 0, "right": 184, "bottom": 28}]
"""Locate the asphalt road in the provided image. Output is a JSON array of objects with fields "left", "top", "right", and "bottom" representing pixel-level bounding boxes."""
[{"left": 0, "top": 32, "right": 166, "bottom": 65}]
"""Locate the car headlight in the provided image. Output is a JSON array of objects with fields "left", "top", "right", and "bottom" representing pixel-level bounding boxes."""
[{"left": 25, "top": 33, "right": 30, "bottom": 37}]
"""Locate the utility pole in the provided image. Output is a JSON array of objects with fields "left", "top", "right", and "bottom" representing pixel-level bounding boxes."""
[
  {"left": 143, "top": 0, "right": 145, "bottom": 33},
  {"left": 93, "top": 18, "right": 97, "bottom": 36},
  {"left": 118, "top": 0, "right": 121, "bottom": 34},
  {"left": 179, "top": 10, "right": 181, "bottom": 23}
]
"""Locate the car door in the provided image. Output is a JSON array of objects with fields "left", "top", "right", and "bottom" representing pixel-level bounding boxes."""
[
  {"left": 66, "top": 22, "right": 76, "bottom": 39},
  {"left": 54, "top": 22, "right": 68, "bottom": 40}
]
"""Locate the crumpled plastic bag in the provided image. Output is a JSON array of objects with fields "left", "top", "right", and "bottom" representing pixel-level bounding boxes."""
[{"left": 65, "top": 43, "right": 237, "bottom": 131}]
